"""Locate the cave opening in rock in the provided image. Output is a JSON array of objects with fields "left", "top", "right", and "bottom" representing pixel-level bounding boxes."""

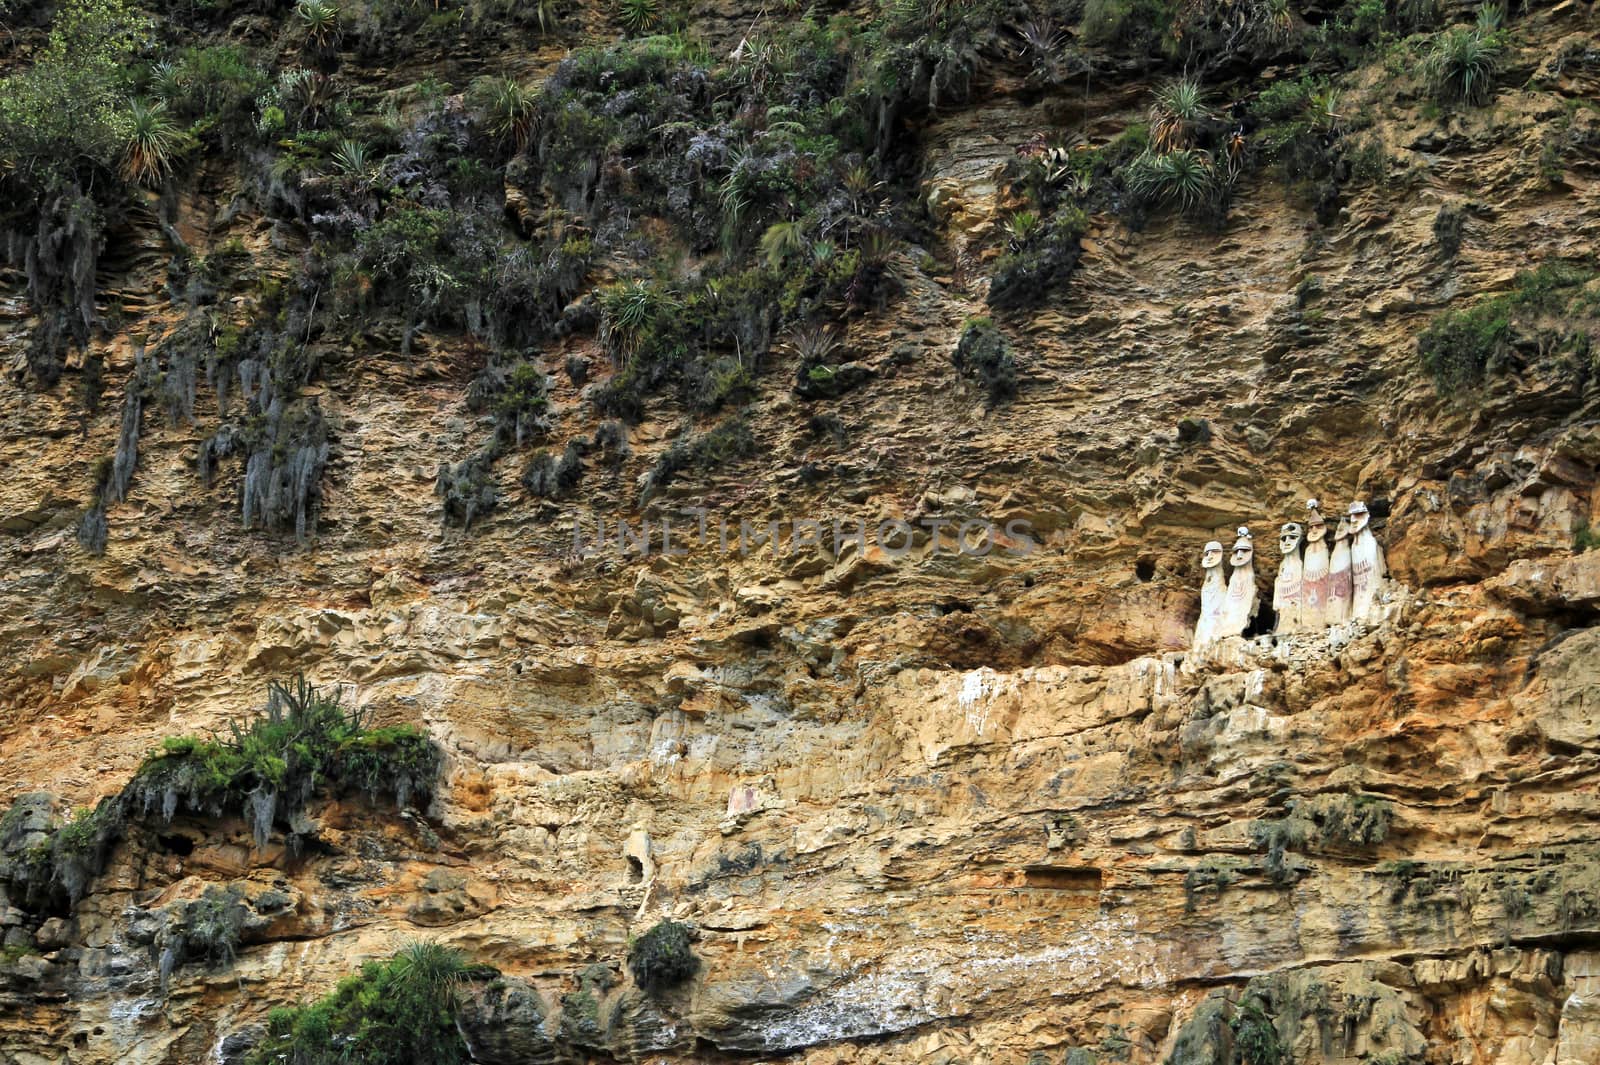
[
  {"left": 1245, "top": 603, "right": 1277, "bottom": 638},
  {"left": 158, "top": 833, "right": 196, "bottom": 856},
  {"left": 627, "top": 855, "right": 644, "bottom": 884}
]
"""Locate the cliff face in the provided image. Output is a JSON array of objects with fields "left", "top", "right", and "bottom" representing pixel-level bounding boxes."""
[{"left": 3, "top": 0, "right": 1600, "bottom": 1062}]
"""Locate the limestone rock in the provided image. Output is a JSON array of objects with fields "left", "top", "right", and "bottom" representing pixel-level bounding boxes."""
[{"left": 458, "top": 977, "right": 560, "bottom": 1065}]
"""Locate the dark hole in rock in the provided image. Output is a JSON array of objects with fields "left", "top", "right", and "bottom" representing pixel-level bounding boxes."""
[
  {"left": 158, "top": 833, "right": 196, "bottom": 856},
  {"left": 1135, "top": 558, "right": 1156, "bottom": 582},
  {"left": 1245, "top": 603, "right": 1277, "bottom": 638},
  {"left": 1023, "top": 866, "right": 1103, "bottom": 891},
  {"left": 627, "top": 856, "right": 644, "bottom": 884}
]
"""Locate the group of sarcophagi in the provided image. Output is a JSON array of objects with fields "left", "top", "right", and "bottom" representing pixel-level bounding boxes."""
[{"left": 1192, "top": 499, "right": 1387, "bottom": 650}]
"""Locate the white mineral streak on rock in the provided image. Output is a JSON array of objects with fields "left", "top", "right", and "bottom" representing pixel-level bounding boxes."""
[
  {"left": 957, "top": 668, "right": 1002, "bottom": 735},
  {"left": 755, "top": 913, "right": 1162, "bottom": 1052}
]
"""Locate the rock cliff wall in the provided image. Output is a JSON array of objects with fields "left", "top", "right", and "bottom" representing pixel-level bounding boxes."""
[{"left": 3, "top": 0, "right": 1600, "bottom": 1062}]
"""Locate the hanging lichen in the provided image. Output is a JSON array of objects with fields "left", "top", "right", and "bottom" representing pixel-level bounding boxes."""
[
  {"left": 10, "top": 188, "right": 104, "bottom": 388},
  {"left": 240, "top": 398, "right": 330, "bottom": 543},
  {"left": 76, "top": 349, "right": 158, "bottom": 555},
  {"left": 193, "top": 289, "right": 331, "bottom": 543},
  {"left": 154, "top": 323, "right": 202, "bottom": 427},
  {"left": 436, "top": 450, "right": 498, "bottom": 531},
  {"left": 521, "top": 440, "right": 584, "bottom": 499},
  {"left": 467, "top": 357, "right": 554, "bottom": 449}
]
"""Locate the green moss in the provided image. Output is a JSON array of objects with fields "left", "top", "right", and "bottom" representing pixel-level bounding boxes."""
[
  {"left": 1417, "top": 260, "right": 1599, "bottom": 391},
  {"left": 1079, "top": 0, "right": 1172, "bottom": 52},
  {"left": 1183, "top": 859, "right": 1239, "bottom": 912},
  {"left": 952, "top": 318, "right": 1017, "bottom": 406},
  {"left": 627, "top": 920, "right": 696, "bottom": 992}
]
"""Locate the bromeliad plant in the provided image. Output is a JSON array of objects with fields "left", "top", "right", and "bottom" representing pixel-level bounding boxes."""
[
  {"left": 1126, "top": 148, "right": 1221, "bottom": 213},
  {"left": 127, "top": 675, "right": 441, "bottom": 849},
  {"left": 1149, "top": 78, "right": 1213, "bottom": 152},
  {"left": 616, "top": 0, "right": 661, "bottom": 34},
  {"left": 1423, "top": 22, "right": 1502, "bottom": 107},
  {"left": 121, "top": 99, "right": 184, "bottom": 186},
  {"left": 296, "top": 0, "right": 343, "bottom": 51},
  {"left": 0, "top": 677, "right": 440, "bottom": 915},
  {"left": 469, "top": 75, "right": 539, "bottom": 152}
]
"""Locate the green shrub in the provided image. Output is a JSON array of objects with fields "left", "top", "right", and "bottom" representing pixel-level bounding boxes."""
[
  {"left": 0, "top": 0, "right": 147, "bottom": 190},
  {"left": 468, "top": 359, "right": 552, "bottom": 448},
  {"left": 244, "top": 942, "right": 473, "bottom": 1065},
  {"left": 0, "top": 0, "right": 148, "bottom": 385},
  {"left": 627, "top": 920, "right": 696, "bottom": 992},
  {"left": 161, "top": 46, "right": 268, "bottom": 143},
  {"left": 1230, "top": 997, "right": 1284, "bottom": 1065},
  {"left": 1310, "top": 0, "right": 1438, "bottom": 67},
  {"left": 1576, "top": 520, "right": 1600, "bottom": 553},
  {"left": 952, "top": 317, "right": 1017, "bottom": 406}
]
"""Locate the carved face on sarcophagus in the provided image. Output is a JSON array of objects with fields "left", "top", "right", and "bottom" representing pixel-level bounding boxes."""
[
  {"left": 1201, "top": 540, "right": 1224, "bottom": 570},
  {"left": 1279, "top": 522, "right": 1303, "bottom": 556},
  {"left": 1304, "top": 499, "right": 1327, "bottom": 543},
  {"left": 1230, "top": 527, "right": 1253, "bottom": 568},
  {"left": 1348, "top": 500, "right": 1370, "bottom": 534}
]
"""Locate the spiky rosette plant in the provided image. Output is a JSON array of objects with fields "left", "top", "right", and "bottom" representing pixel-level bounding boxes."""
[
  {"left": 1126, "top": 148, "right": 1220, "bottom": 213},
  {"left": 616, "top": 0, "right": 660, "bottom": 33},
  {"left": 469, "top": 75, "right": 538, "bottom": 152},
  {"left": 1424, "top": 26, "right": 1502, "bottom": 106},
  {"left": 121, "top": 99, "right": 182, "bottom": 185},
  {"left": 329, "top": 138, "right": 371, "bottom": 179},
  {"left": 296, "top": 0, "right": 342, "bottom": 50},
  {"left": 1149, "top": 78, "right": 1213, "bottom": 152}
]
